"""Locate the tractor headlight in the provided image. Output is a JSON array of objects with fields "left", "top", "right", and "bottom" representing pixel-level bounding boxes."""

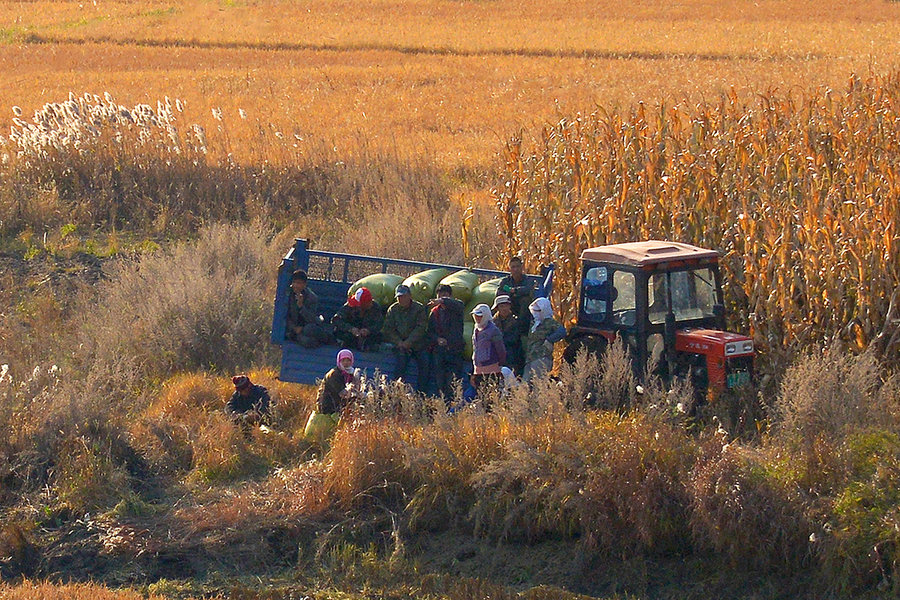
[{"left": 725, "top": 341, "right": 753, "bottom": 355}]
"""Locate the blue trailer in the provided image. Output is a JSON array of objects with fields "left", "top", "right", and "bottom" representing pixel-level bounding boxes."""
[{"left": 271, "top": 239, "right": 554, "bottom": 385}]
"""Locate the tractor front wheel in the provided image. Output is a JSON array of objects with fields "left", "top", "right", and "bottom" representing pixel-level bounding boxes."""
[{"left": 562, "top": 334, "right": 609, "bottom": 365}]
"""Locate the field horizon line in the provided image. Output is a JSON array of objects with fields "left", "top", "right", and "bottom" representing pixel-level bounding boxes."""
[{"left": 20, "top": 32, "right": 825, "bottom": 64}]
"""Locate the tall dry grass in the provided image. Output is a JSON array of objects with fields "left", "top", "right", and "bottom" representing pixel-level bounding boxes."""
[
  {"left": 497, "top": 69, "right": 900, "bottom": 358},
  {"left": 76, "top": 221, "right": 278, "bottom": 382},
  {"left": 0, "top": 92, "right": 453, "bottom": 240},
  {"left": 0, "top": 581, "right": 189, "bottom": 600}
]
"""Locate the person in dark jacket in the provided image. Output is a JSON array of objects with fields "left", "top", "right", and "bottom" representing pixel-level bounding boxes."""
[
  {"left": 470, "top": 304, "right": 507, "bottom": 398},
  {"left": 315, "top": 349, "right": 362, "bottom": 415},
  {"left": 495, "top": 257, "right": 536, "bottom": 321},
  {"left": 426, "top": 284, "right": 465, "bottom": 402},
  {"left": 286, "top": 269, "right": 332, "bottom": 348},
  {"left": 305, "top": 349, "right": 362, "bottom": 446},
  {"left": 492, "top": 294, "right": 525, "bottom": 376},
  {"left": 332, "top": 287, "right": 385, "bottom": 351},
  {"left": 226, "top": 375, "right": 271, "bottom": 435},
  {"left": 383, "top": 284, "right": 429, "bottom": 391}
]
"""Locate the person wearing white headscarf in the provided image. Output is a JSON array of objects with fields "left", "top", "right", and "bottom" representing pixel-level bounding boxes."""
[
  {"left": 523, "top": 297, "right": 567, "bottom": 383},
  {"left": 469, "top": 303, "right": 507, "bottom": 400}
]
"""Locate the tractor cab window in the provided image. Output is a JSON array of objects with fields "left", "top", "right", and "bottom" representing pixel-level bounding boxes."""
[
  {"left": 582, "top": 266, "right": 614, "bottom": 320},
  {"left": 649, "top": 268, "right": 717, "bottom": 324},
  {"left": 611, "top": 271, "right": 636, "bottom": 326}
]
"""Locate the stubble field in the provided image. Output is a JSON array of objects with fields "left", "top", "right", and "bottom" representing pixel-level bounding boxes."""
[{"left": 2, "top": 0, "right": 900, "bottom": 168}]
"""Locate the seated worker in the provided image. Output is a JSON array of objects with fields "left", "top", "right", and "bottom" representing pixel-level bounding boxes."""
[
  {"left": 426, "top": 284, "right": 465, "bottom": 403},
  {"left": 492, "top": 294, "right": 525, "bottom": 376},
  {"left": 383, "top": 284, "right": 429, "bottom": 392},
  {"left": 331, "top": 287, "right": 385, "bottom": 352},
  {"left": 226, "top": 375, "right": 271, "bottom": 435},
  {"left": 286, "top": 269, "right": 333, "bottom": 348},
  {"left": 304, "top": 349, "right": 363, "bottom": 446}
]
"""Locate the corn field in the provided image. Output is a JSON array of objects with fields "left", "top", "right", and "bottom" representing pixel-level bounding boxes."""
[{"left": 496, "top": 69, "right": 900, "bottom": 356}]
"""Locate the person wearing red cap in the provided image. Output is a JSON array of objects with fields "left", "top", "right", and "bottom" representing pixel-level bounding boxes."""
[
  {"left": 225, "top": 375, "right": 271, "bottom": 434},
  {"left": 331, "top": 287, "right": 385, "bottom": 351}
]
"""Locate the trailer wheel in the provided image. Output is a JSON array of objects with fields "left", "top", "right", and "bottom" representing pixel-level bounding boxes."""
[{"left": 563, "top": 334, "right": 609, "bottom": 365}]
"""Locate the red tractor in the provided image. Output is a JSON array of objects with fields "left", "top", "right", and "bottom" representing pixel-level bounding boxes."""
[{"left": 563, "top": 240, "right": 754, "bottom": 394}]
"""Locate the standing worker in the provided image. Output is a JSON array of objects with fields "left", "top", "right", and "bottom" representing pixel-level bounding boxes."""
[
  {"left": 426, "top": 284, "right": 465, "bottom": 402},
  {"left": 495, "top": 257, "right": 535, "bottom": 321},
  {"left": 469, "top": 304, "right": 507, "bottom": 399},
  {"left": 492, "top": 294, "right": 525, "bottom": 376},
  {"left": 523, "top": 297, "right": 567, "bottom": 383},
  {"left": 383, "top": 284, "right": 429, "bottom": 391}
]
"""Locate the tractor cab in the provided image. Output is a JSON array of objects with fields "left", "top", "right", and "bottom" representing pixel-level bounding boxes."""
[{"left": 564, "top": 240, "right": 753, "bottom": 393}]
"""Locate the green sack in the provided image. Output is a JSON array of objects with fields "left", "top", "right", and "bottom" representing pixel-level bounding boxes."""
[
  {"left": 463, "top": 321, "right": 475, "bottom": 359},
  {"left": 402, "top": 268, "right": 451, "bottom": 304},
  {"left": 465, "top": 277, "right": 503, "bottom": 322},
  {"left": 348, "top": 273, "right": 405, "bottom": 308},
  {"left": 440, "top": 270, "right": 480, "bottom": 304},
  {"left": 304, "top": 410, "right": 340, "bottom": 444}
]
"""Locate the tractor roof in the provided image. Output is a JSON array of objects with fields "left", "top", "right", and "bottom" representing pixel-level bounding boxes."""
[{"left": 580, "top": 240, "right": 719, "bottom": 268}]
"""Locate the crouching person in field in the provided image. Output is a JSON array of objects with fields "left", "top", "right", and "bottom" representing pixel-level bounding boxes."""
[
  {"left": 332, "top": 287, "right": 385, "bottom": 352},
  {"left": 304, "top": 349, "right": 362, "bottom": 448},
  {"left": 226, "top": 375, "right": 271, "bottom": 437},
  {"left": 523, "top": 297, "right": 567, "bottom": 383}
]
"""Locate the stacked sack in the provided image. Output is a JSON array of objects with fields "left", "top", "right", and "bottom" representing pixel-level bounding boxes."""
[
  {"left": 401, "top": 268, "right": 451, "bottom": 303},
  {"left": 348, "top": 273, "right": 405, "bottom": 307},
  {"left": 347, "top": 269, "right": 499, "bottom": 358}
]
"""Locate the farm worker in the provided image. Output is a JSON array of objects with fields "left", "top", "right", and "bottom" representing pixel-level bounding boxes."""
[
  {"left": 426, "top": 283, "right": 466, "bottom": 403},
  {"left": 469, "top": 303, "right": 507, "bottom": 400},
  {"left": 383, "top": 284, "right": 430, "bottom": 391},
  {"left": 492, "top": 294, "right": 525, "bottom": 376},
  {"left": 286, "top": 269, "right": 333, "bottom": 348},
  {"left": 495, "top": 256, "right": 535, "bottom": 322},
  {"left": 304, "top": 349, "right": 362, "bottom": 447},
  {"left": 226, "top": 375, "right": 271, "bottom": 436},
  {"left": 523, "top": 297, "right": 567, "bottom": 383},
  {"left": 332, "top": 287, "right": 385, "bottom": 352}
]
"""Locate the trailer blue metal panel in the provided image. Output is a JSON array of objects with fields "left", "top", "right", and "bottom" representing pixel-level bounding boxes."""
[{"left": 272, "top": 239, "right": 554, "bottom": 386}]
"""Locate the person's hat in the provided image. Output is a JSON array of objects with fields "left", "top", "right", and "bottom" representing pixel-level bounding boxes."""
[
  {"left": 355, "top": 287, "right": 373, "bottom": 307},
  {"left": 471, "top": 304, "right": 491, "bottom": 319},
  {"left": 336, "top": 348, "right": 354, "bottom": 367},
  {"left": 395, "top": 284, "right": 411, "bottom": 297},
  {"left": 232, "top": 375, "right": 251, "bottom": 391},
  {"left": 492, "top": 295, "right": 511, "bottom": 310}
]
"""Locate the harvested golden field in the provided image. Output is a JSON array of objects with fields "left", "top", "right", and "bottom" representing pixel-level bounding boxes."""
[{"left": 2, "top": 0, "right": 900, "bottom": 168}]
